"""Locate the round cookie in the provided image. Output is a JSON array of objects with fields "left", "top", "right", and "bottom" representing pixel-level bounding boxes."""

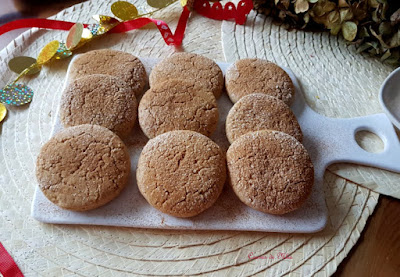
[
  {"left": 226, "top": 130, "right": 314, "bottom": 215},
  {"left": 69, "top": 49, "right": 147, "bottom": 96},
  {"left": 60, "top": 74, "right": 137, "bottom": 138},
  {"left": 137, "top": 130, "right": 226, "bottom": 217},
  {"left": 226, "top": 93, "right": 302, "bottom": 144},
  {"left": 36, "top": 124, "right": 131, "bottom": 211},
  {"left": 225, "top": 58, "right": 295, "bottom": 105},
  {"left": 149, "top": 52, "right": 224, "bottom": 98},
  {"left": 138, "top": 79, "right": 218, "bottom": 139}
]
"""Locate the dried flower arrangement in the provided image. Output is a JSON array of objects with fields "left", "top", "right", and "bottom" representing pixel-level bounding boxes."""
[{"left": 253, "top": 0, "right": 400, "bottom": 65}]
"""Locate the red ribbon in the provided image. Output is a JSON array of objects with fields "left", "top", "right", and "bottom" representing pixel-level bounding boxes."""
[
  {"left": 111, "top": 7, "right": 190, "bottom": 46},
  {"left": 0, "top": 0, "right": 254, "bottom": 47},
  {"left": 194, "top": 0, "right": 253, "bottom": 25},
  {"left": 0, "top": 243, "right": 24, "bottom": 277},
  {"left": 0, "top": 18, "right": 77, "bottom": 34},
  {"left": 0, "top": 7, "right": 190, "bottom": 46}
]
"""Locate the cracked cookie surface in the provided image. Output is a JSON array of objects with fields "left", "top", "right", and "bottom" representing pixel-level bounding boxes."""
[
  {"left": 137, "top": 130, "right": 226, "bottom": 217},
  {"left": 36, "top": 124, "right": 130, "bottom": 211},
  {"left": 69, "top": 49, "right": 147, "bottom": 96},
  {"left": 226, "top": 93, "right": 302, "bottom": 144},
  {"left": 225, "top": 58, "right": 295, "bottom": 105},
  {"left": 138, "top": 79, "right": 218, "bottom": 139},
  {"left": 149, "top": 52, "right": 224, "bottom": 98},
  {"left": 227, "top": 130, "right": 313, "bottom": 215},
  {"left": 60, "top": 74, "right": 137, "bottom": 138}
]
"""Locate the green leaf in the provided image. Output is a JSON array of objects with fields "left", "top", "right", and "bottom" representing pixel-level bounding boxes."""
[
  {"left": 328, "top": 10, "right": 340, "bottom": 24},
  {"left": 385, "top": 56, "right": 400, "bottom": 65},
  {"left": 366, "top": 41, "right": 379, "bottom": 49},
  {"left": 378, "top": 22, "right": 392, "bottom": 37},
  {"left": 390, "top": 8, "right": 400, "bottom": 24},
  {"left": 330, "top": 24, "right": 342, "bottom": 35},
  {"left": 369, "top": 0, "right": 379, "bottom": 9},
  {"left": 356, "top": 43, "right": 372, "bottom": 53},
  {"left": 338, "top": 0, "right": 349, "bottom": 8},
  {"left": 372, "top": 9, "right": 380, "bottom": 23},
  {"left": 340, "top": 8, "right": 353, "bottom": 22},
  {"left": 342, "top": 21, "right": 358, "bottom": 41},
  {"left": 380, "top": 50, "right": 391, "bottom": 61},
  {"left": 323, "top": 1, "right": 336, "bottom": 13},
  {"left": 389, "top": 30, "right": 400, "bottom": 48},
  {"left": 359, "top": 27, "right": 370, "bottom": 38}
]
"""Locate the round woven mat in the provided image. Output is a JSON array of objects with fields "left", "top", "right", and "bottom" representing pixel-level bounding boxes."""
[{"left": 0, "top": 1, "right": 395, "bottom": 276}]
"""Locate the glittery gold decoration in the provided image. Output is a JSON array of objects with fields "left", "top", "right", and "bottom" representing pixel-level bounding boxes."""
[
  {"left": 8, "top": 56, "right": 40, "bottom": 75},
  {"left": 111, "top": 1, "right": 139, "bottom": 21},
  {"left": 93, "top": 15, "right": 120, "bottom": 29},
  {"left": 87, "top": 24, "right": 107, "bottom": 36},
  {"left": 0, "top": 103, "right": 6, "bottom": 123},
  {"left": 66, "top": 23, "right": 83, "bottom": 50},
  {"left": 147, "top": 0, "right": 174, "bottom": 9},
  {"left": 81, "top": 28, "right": 94, "bottom": 39},
  {"left": 0, "top": 84, "right": 34, "bottom": 106},
  {"left": 54, "top": 43, "right": 73, "bottom": 60},
  {"left": 36, "top": 40, "right": 60, "bottom": 65}
]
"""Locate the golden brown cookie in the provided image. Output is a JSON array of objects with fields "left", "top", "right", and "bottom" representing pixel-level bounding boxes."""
[
  {"left": 137, "top": 130, "right": 226, "bottom": 217},
  {"left": 36, "top": 124, "right": 131, "bottom": 211},
  {"left": 69, "top": 49, "right": 147, "bottom": 96},
  {"left": 226, "top": 93, "right": 302, "bottom": 143},
  {"left": 60, "top": 74, "right": 137, "bottom": 138},
  {"left": 138, "top": 79, "right": 218, "bottom": 139},
  {"left": 225, "top": 58, "right": 295, "bottom": 105},
  {"left": 149, "top": 52, "right": 224, "bottom": 98},
  {"left": 226, "top": 130, "right": 314, "bottom": 215}
]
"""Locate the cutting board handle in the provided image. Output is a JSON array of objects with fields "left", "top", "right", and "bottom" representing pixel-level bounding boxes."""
[{"left": 329, "top": 113, "right": 400, "bottom": 173}]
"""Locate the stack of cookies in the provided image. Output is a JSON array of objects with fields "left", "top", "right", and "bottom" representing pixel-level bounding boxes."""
[
  {"left": 36, "top": 49, "right": 147, "bottom": 211},
  {"left": 137, "top": 53, "right": 227, "bottom": 218},
  {"left": 35, "top": 50, "right": 314, "bottom": 219},
  {"left": 224, "top": 59, "right": 314, "bottom": 215}
]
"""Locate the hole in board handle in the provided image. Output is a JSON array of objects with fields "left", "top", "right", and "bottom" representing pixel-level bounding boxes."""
[{"left": 355, "top": 130, "right": 384, "bottom": 153}]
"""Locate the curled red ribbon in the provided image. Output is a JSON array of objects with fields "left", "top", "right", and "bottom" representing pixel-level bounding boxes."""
[
  {"left": 0, "top": 243, "right": 24, "bottom": 277},
  {"left": 0, "top": 1, "right": 253, "bottom": 47},
  {"left": 112, "top": 7, "right": 190, "bottom": 45},
  {"left": 0, "top": 7, "right": 190, "bottom": 46}
]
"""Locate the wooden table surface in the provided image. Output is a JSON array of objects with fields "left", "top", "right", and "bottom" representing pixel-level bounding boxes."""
[
  {"left": 1, "top": 1, "right": 399, "bottom": 276},
  {"left": 334, "top": 196, "right": 400, "bottom": 276}
]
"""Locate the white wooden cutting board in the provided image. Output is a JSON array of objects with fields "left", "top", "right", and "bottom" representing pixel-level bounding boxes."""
[{"left": 31, "top": 56, "right": 400, "bottom": 233}]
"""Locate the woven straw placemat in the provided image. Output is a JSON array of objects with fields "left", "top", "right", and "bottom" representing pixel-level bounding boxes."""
[{"left": 0, "top": 1, "right": 395, "bottom": 276}]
